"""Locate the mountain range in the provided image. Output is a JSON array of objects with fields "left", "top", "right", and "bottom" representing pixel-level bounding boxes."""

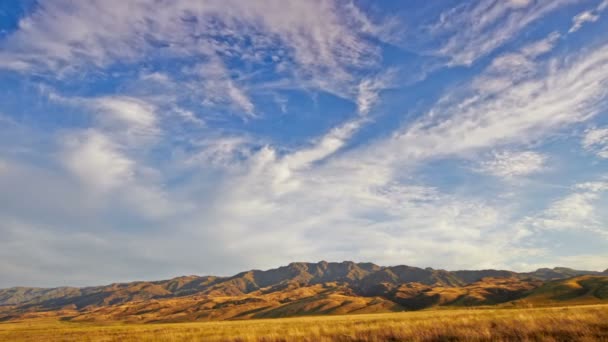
[{"left": 1, "top": 261, "right": 607, "bottom": 323}]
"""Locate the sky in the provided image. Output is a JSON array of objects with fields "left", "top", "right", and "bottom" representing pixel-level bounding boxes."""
[{"left": 0, "top": 0, "right": 608, "bottom": 288}]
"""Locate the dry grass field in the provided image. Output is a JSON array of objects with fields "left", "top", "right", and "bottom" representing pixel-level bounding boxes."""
[{"left": 1, "top": 304, "right": 607, "bottom": 342}]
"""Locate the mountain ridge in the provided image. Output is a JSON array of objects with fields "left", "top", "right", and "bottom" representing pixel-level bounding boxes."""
[
  {"left": 1, "top": 261, "right": 607, "bottom": 323},
  {"left": 2, "top": 261, "right": 607, "bottom": 306}
]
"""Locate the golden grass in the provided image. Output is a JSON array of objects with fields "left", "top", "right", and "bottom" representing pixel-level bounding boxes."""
[{"left": 1, "top": 304, "right": 607, "bottom": 341}]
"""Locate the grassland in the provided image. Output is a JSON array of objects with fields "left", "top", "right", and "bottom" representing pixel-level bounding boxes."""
[{"left": 1, "top": 304, "right": 607, "bottom": 341}]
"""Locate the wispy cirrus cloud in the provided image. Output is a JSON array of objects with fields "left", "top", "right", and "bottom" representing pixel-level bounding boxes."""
[
  {"left": 569, "top": 0, "right": 608, "bottom": 33},
  {"left": 0, "top": 0, "right": 381, "bottom": 98},
  {"left": 583, "top": 127, "right": 608, "bottom": 158},
  {"left": 430, "top": 0, "right": 575, "bottom": 66},
  {"left": 387, "top": 36, "right": 608, "bottom": 163},
  {"left": 475, "top": 151, "right": 547, "bottom": 179}
]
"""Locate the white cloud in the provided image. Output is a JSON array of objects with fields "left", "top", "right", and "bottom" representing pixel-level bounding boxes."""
[
  {"left": 471, "top": 32, "right": 560, "bottom": 94},
  {"left": 520, "top": 31, "right": 561, "bottom": 58},
  {"left": 356, "top": 72, "right": 394, "bottom": 115},
  {"left": 430, "top": 0, "right": 574, "bottom": 66},
  {"left": 60, "top": 128, "right": 178, "bottom": 219},
  {"left": 227, "top": 84, "right": 255, "bottom": 116},
  {"left": 569, "top": 11, "right": 600, "bottom": 33},
  {"left": 47, "top": 93, "right": 162, "bottom": 147},
  {"left": 172, "top": 108, "right": 205, "bottom": 127},
  {"left": 283, "top": 120, "right": 362, "bottom": 169},
  {"left": 521, "top": 180, "right": 608, "bottom": 236},
  {"left": 132, "top": 111, "right": 532, "bottom": 272},
  {"left": 3, "top": 1, "right": 608, "bottom": 287},
  {"left": 170, "top": 38, "right": 608, "bottom": 272},
  {"left": 583, "top": 127, "right": 608, "bottom": 158},
  {"left": 577, "top": 181, "right": 608, "bottom": 192},
  {"left": 62, "top": 130, "right": 134, "bottom": 191},
  {"left": 186, "top": 136, "right": 252, "bottom": 168},
  {"left": 188, "top": 58, "right": 256, "bottom": 117},
  {"left": 191, "top": 34, "right": 608, "bottom": 273},
  {"left": 0, "top": 0, "right": 381, "bottom": 100},
  {"left": 92, "top": 96, "right": 158, "bottom": 134},
  {"left": 200, "top": 144, "right": 524, "bottom": 271},
  {"left": 568, "top": 0, "right": 608, "bottom": 33},
  {"left": 476, "top": 150, "right": 546, "bottom": 178},
  {"left": 385, "top": 40, "right": 608, "bottom": 163}
]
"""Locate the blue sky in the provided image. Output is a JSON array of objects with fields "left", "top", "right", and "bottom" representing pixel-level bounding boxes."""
[{"left": 1, "top": 0, "right": 608, "bottom": 287}]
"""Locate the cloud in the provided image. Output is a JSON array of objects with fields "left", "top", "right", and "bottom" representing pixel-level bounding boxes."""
[
  {"left": 186, "top": 136, "right": 252, "bottom": 168},
  {"left": 521, "top": 179, "right": 608, "bottom": 236},
  {"left": 385, "top": 39, "right": 608, "bottom": 163},
  {"left": 583, "top": 127, "right": 608, "bottom": 158},
  {"left": 48, "top": 92, "right": 155, "bottom": 126},
  {"left": 476, "top": 150, "right": 547, "bottom": 178},
  {"left": 2, "top": 1, "right": 608, "bottom": 287},
  {"left": 59, "top": 128, "right": 179, "bottom": 220},
  {"left": 170, "top": 37, "right": 608, "bottom": 273},
  {"left": 47, "top": 92, "right": 162, "bottom": 146},
  {"left": 519, "top": 31, "right": 561, "bottom": 58},
  {"left": 200, "top": 147, "right": 525, "bottom": 271},
  {"left": 356, "top": 72, "right": 394, "bottom": 115},
  {"left": 0, "top": 0, "right": 397, "bottom": 123},
  {"left": 92, "top": 97, "right": 158, "bottom": 135},
  {"left": 469, "top": 32, "right": 560, "bottom": 94},
  {"left": 62, "top": 130, "right": 134, "bottom": 191},
  {"left": 430, "top": 0, "right": 574, "bottom": 66},
  {"left": 568, "top": 0, "right": 608, "bottom": 33},
  {"left": 569, "top": 11, "right": 600, "bottom": 33},
  {"left": 0, "top": 0, "right": 381, "bottom": 99},
  {"left": 172, "top": 108, "right": 205, "bottom": 127},
  {"left": 185, "top": 58, "right": 256, "bottom": 117}
]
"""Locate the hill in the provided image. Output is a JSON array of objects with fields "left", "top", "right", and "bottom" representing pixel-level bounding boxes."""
[
  {"left": 514, "top": 275, "right": 608, "bottom": 306},
  {"left": 0, "top": 261, "right": 606, "bottom": 323}
]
